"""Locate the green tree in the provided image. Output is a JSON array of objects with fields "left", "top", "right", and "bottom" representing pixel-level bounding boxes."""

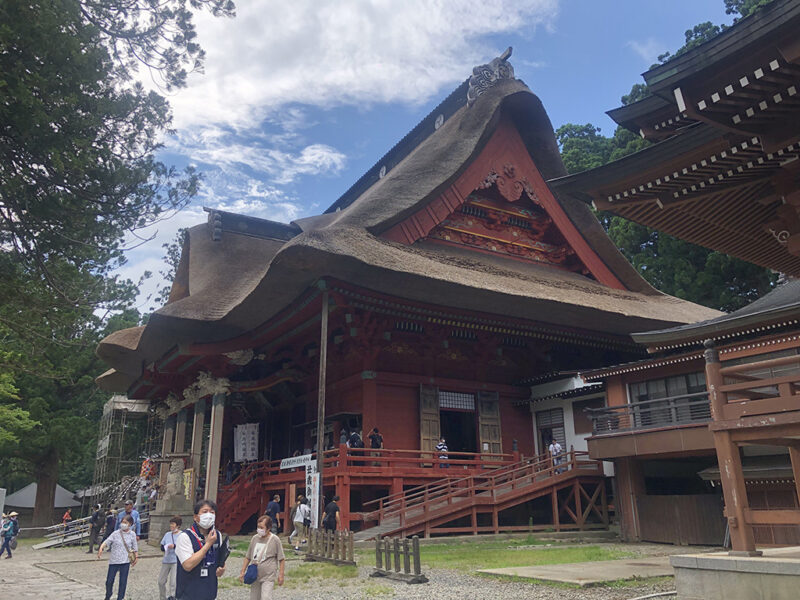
[{"left": 0, "top": 0, "right": 234, "bottom": 523}]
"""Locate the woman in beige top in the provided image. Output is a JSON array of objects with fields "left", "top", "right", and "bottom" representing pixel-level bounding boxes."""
[{"left": 239, "top": 515, "right": 285, "bottom": 599}]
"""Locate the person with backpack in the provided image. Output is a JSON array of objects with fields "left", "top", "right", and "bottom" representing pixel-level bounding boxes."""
[
  {"left": 158, "top": 515, "right": 182, "bottom": 600},
  {"left": 97, "top": 514, "right": 138, "bottom": 600},
  {"left": 0, "top": 513, "right": 14, "bottom": 559},
  {"left": 103, "top": 507, "right": 116, "bottom": 543},
  {"left": 264, "top": 495, "right": 281, "bottom": 535},
  {"left": 289, "top": 496, "right": 310, "bottom": 551}
]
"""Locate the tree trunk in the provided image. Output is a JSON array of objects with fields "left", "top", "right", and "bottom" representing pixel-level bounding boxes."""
[{"left": 33, "top": 448, "right": 59, "bottom": 527}]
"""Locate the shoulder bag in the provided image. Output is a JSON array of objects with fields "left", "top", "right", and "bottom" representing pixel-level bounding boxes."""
[{"left": 120, "top": 531, "right": 136, "bottom": 563}]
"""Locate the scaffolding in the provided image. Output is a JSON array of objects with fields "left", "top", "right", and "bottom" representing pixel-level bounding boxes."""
[{"left": 90, "top": 396, "right": 163, "bottom": 509}]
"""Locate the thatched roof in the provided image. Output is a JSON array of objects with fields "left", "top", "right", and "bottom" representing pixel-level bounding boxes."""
[{"left": 97, "top": 75, "right": 720, "bottom": 393}]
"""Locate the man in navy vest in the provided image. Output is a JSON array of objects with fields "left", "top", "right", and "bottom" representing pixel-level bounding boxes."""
[{"left": 175, "top": 499, "right": 225, "bottom": 600}]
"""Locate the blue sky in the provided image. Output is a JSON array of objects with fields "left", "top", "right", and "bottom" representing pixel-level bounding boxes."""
[{"left": 124, "top": 0, "right": 735, "bottom": 310}]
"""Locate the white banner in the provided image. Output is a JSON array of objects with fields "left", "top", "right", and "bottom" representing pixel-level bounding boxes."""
[
  {"left": 280, "top": 453, "right": 314, "bottom": 470},
  {"left": 96, "top": 435, "right": 110, "bottom": 459},
  {"left": 307, "top": 466, "right": 319, "bottom": 529},
  {"left": 234, "top": 423, "right": 259, "bottom": 462}
]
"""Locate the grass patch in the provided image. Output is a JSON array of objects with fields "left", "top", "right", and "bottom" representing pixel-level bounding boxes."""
[
  {"left": 599, "top": 575, "right": 674, "bottom": 589},
  {"left": 217, "top": 576, "right": 247, "bottom": 589},
  {"left": 418, "top": 541, "right": 631, "bottom": 572},
  {"left": 359, "top": 582, "right": 395, "bottom": 597},
  {"left": 284, "top": 561, "right": 358, "bottom": 589}
]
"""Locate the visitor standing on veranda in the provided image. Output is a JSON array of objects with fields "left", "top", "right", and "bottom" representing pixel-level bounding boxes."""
[
  {"left": 97, "top": 514, "right": 138, "bottom": 600},
  {"left": 239, "top": 515, "right": 285, "bottom": 600},
  {"left": 175, "top": 499, "right": 226, "bottom": 600},
  {"left": 436, "top": 437, "right": 449, "bottom": 468},
  {"left": 158, "top": 515, "right": 182, "bottom": 600}
]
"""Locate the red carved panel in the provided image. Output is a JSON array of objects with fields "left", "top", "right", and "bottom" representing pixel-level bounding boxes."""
[{"left": 381, "top": 116, "right": 626, "bottom": 289}]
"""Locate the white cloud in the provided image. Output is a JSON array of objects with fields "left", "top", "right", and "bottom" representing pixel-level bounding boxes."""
[
  {"left": 626, "top": 38, "right": 668, "bottom": 65},
  {"left": 170, "top": 132, "right": 346, "bottom": 185},
  {"left": 166, "top": 0, "right": 560, "bottom": 131}
]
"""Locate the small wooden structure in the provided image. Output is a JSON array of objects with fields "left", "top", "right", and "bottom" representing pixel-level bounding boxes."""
[
  {"left": 372, "top": 535, "right": 428, "bottom": 584},
  {"left": 305, "top": 528, "right": 355, "bottom": 566}
]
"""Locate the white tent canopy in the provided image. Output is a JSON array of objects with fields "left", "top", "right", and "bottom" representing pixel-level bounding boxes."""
[{"left": 4, "top": 483, "right": 80, "bottom": 509}]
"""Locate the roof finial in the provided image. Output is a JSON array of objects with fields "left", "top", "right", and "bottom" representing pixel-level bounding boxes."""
[{"left": 467, "top": 47, "right": 515, "bottom": 107}]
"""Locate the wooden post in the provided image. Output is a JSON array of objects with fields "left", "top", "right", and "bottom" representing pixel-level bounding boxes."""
[
  {"left": 393, "top": 538, "right": 400, "bottom": 572},
  {"left": 376, "top": 536, "right": 382, "bottom": 569},
  {"left": 173, "top": 408, "right": 188, "bottom": 454},
  {"left": 492, "top": 507, "right": 499, "bottom": 534},
  {"left": 204, "top": 392, "right": 226, "bottom": 501},
  {"left": 789, "top": 446, "right": 800, "bottom": 510},
  {"left": 384, "top": 538, "right": 391, "bottom": 570},
  {"left": 551, "top": 487, "right": 560, "bottom": 531},
  {"left": 159, "top": 415, "right": 176, "bottom": 485},
  {"left": 316, "top": 289, "right": 329, "bottom": 527},
  {"left": 575, "top": 480, "right": 584, "bottom": 528},
  {"left": 347, "top": 530, "right": 354, "bottom": 563},
  {"left": 190, "top": 399, "right": 206, "bottom": 480},
  {"left": 412, "top": 536, "right": 422, "bottom": 575},
  {"left": 403, "top": 538, "right": 411, "bottom": 573},
  {"left": 705, "top": 340, "right": 759, "bottom": 555}
]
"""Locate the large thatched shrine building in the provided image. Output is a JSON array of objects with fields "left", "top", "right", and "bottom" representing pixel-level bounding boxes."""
[{"left": 96, "top": 51, "right": 717, "bottom": 536}]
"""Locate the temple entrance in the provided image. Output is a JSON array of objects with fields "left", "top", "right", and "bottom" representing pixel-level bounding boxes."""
[{"left": 440, "top": 409, "right": 478, "bottom": 453}]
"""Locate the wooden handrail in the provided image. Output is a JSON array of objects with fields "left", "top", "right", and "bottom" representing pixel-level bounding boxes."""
[
  {"left": 364, "top": 451, "right": 600, "bottom": 521},
  {"left": 720, "top": 354, "right": 800, "bottom": 375}
]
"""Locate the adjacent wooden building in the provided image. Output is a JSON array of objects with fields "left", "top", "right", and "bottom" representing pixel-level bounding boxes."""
[
  {"left": 553, "top": 0, "right": 800, "bottom": 553},
  {"left": 96, "top": 52, "right": 715, "bottom": 536}
]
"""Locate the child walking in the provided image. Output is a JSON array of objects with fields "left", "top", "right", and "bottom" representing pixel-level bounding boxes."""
[
  {"left": 98, "top": 514, "right": 138, "bottom": 600},
  {"left": 159, "top": 516, "right": 182, "bottom": 600}
]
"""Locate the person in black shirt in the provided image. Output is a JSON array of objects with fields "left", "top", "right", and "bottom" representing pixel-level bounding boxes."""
[
  {"left": 323, "top": 496, "right": 340, "bottom": 532},
  {"left": 368, "top": 428, "right": 383, "bottom": 449}
]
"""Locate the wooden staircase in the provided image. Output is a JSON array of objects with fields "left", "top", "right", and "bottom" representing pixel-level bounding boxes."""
[
  {"left": 355, "top": 451, "right": 607, "bottom": 540},
  {"left": 217, "top": 462, "right": 263, "bottom": 534}
]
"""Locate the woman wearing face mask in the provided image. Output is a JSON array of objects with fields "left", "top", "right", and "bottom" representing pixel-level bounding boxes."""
[
  {"left": 97, "top": 514, "right": 138, "bottom": 600},
  {"left": 239, "top": 515, "right": 285, "bottom": 599},
  {"left": 174, "top": 499, "right": 225, "bottom": 600}
]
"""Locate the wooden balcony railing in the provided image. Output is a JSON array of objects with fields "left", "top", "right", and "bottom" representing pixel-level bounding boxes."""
[
  {"left": 218, "top": 445, "right": 518, "bottom": 499},
  {"left": 588, "top": 391, "right": 711, "bottom": 435}
]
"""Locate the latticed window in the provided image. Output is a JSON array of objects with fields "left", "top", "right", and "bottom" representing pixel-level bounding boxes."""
[{"left": 439, "top": 391, "right": 476, "bottom": 411}]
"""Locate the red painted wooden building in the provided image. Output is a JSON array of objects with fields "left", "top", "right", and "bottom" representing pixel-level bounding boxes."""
[{"left": 96, "top": 52, "right": 716, "bottom": 536}]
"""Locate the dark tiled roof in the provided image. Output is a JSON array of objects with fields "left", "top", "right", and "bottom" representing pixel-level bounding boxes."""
[{"left": 632, "top": 279, "right": 800, "bottom": 346}]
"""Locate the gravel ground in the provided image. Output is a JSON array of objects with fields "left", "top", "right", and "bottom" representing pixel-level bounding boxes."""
[{"left": 15, "top": 540, "right": 681, "bottom": 600}]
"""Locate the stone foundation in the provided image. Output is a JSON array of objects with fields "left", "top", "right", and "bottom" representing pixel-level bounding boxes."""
[
  {"left": 147, "top": 497, "right": 194, "bottom": 548},
  {"left": 672, "top": 547, "right": 800, "bottom": 600}
]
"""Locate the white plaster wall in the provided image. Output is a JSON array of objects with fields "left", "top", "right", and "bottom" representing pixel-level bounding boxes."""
[{"left": 530, "top": 393, "right": 614, "bottom": 476}]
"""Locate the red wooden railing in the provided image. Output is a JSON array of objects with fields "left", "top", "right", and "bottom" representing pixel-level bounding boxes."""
[{"left": 361, "top": 450, "right": 601, "bottom": 530}]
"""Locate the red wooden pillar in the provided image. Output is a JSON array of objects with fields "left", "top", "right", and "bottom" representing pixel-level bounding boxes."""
[
  {"left": 491, "top": 507, "right": 499, "bottom": 534},
  {"left": 336, "top": 475, "right": 351, "bottom": 531},
  {"left": 391, "top": 477, "right": 403, "bottom": 497},
  {"left": 574, "top": 480, "right": 583, "bottom": 529},
  {"left": 471, "top": 507, "right": 478, "bottom": 535},
  {"left": 705, "top": 340, "right": 758, "bottom": 555}
]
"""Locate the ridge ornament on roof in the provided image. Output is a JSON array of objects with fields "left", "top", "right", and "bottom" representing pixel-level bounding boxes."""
[{"left": 467, "top": 47, "right": 515, "bottom": 107}]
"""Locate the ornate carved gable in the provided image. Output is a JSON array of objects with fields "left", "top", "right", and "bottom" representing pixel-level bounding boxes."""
[
  {"left": 426, "top": 174, "right": 589, "bottom": 275},
  {"left": 382, "top": 116, "right": 626, "bottom": 289}
]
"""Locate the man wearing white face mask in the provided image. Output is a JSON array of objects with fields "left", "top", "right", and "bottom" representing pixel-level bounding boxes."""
[{"left": 175, "top": 499, "right": 225, "bottom": 600}]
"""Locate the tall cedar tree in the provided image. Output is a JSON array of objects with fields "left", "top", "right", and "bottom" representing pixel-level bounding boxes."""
[
  {"left": 0, "top": 0, "right": 233, "bottom": 524},
  {"left": 556, "top": 1, "right": 776, "bottom": 312}
]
